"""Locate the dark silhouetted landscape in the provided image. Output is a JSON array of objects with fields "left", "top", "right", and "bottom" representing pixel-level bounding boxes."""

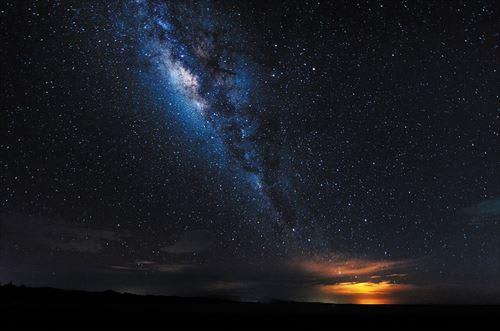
[{"left": 1, "top": 284, "right": 498, "bottom": 329}]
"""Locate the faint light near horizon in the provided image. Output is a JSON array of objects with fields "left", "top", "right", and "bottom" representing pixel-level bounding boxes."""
[{"left": 318, "top": 281, "right": 415, "bottom": 305}]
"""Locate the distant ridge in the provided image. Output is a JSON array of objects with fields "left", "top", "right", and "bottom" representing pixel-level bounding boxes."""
[{"left": 1, "top": 284, "right": 497, "bottom": 329}]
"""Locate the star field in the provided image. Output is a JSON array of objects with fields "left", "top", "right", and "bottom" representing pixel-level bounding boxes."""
[{"left": 1, "top": 1, "right": 499, "bottom": 303}]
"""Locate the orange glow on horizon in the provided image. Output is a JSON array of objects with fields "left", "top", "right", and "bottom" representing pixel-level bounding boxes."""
[
  {"left": 318, "top": 281, "right": 415, "bottom": 305},
  {"left": 293, "top": 256, "right": 417, "bottom": 304},
  {"left": 356, "top": 297, "right": 392, "bottom": 305}
]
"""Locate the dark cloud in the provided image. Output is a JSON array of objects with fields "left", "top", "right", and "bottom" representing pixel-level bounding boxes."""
[
  {"left": 91, "top": 255, "right": 422, "bottom": 303},
  {"left": 70, "top": 256, "right": 500, "bottom": 304},
  {"left": 2, "top": 212, "right": 498, "bottom": 304},
  {"left": 0, "top": 213, "right": 126, "bottom": 254},
  {"left": 109, "top": 261, "right": 194, "bottom": 273},
  {"left": 463, "top": 197, "right": 500, "bottom": 225},
  {"left": 161, "top": 229, "right": 215, "bottom": 253}
]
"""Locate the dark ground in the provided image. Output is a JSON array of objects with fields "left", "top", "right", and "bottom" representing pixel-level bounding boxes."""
[{"left": 1, "top": 284, "right": 498, "bottom": 329}]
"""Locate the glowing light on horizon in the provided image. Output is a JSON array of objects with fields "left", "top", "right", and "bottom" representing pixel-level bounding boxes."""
[
  {"left": 318, "top": 281, "right": 416, "bottom": 305},
  {"left": 293, "top": 257, "right": 417, "bottom": 304}
]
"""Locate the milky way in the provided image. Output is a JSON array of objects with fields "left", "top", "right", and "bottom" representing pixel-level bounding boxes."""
[
  {"left": 133, "top": 1, "right": 300, "bottom": 229},
  {"left": 2, "top": 0, "right": 499, "bottom": 304}
]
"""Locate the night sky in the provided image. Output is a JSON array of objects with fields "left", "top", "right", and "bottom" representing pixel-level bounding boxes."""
[{"left": 1, "top": 0, "right": 499, "bottom": 304}]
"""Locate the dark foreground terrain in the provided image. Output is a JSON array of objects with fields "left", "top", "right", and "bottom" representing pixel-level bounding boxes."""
[{"left": 1, "top": 284, "right": 498, "bottom": 329}]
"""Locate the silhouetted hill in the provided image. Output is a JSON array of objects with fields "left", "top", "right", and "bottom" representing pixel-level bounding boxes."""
[{"left": 1, "top": 284, "right": 497, "bottom": 329}]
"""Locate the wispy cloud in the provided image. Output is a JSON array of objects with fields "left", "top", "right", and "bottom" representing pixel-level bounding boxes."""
[
  {"left": 463, "top": 197, "right": 500, "bottom": 225},
  {"left": 108, "top": 260, "right": 194, "bottom": 273},
  {"left": 293, "top": 256, "right": 415, "bottom": 279},
  {"left": 160, "top": 229, "right": 215, "bottom": 254},
  {"left": 291, "top": 255, "right": 419, "bottom": 304},
  {"left": 0, "top": 212, "right": 126, "bottom": 253}
]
